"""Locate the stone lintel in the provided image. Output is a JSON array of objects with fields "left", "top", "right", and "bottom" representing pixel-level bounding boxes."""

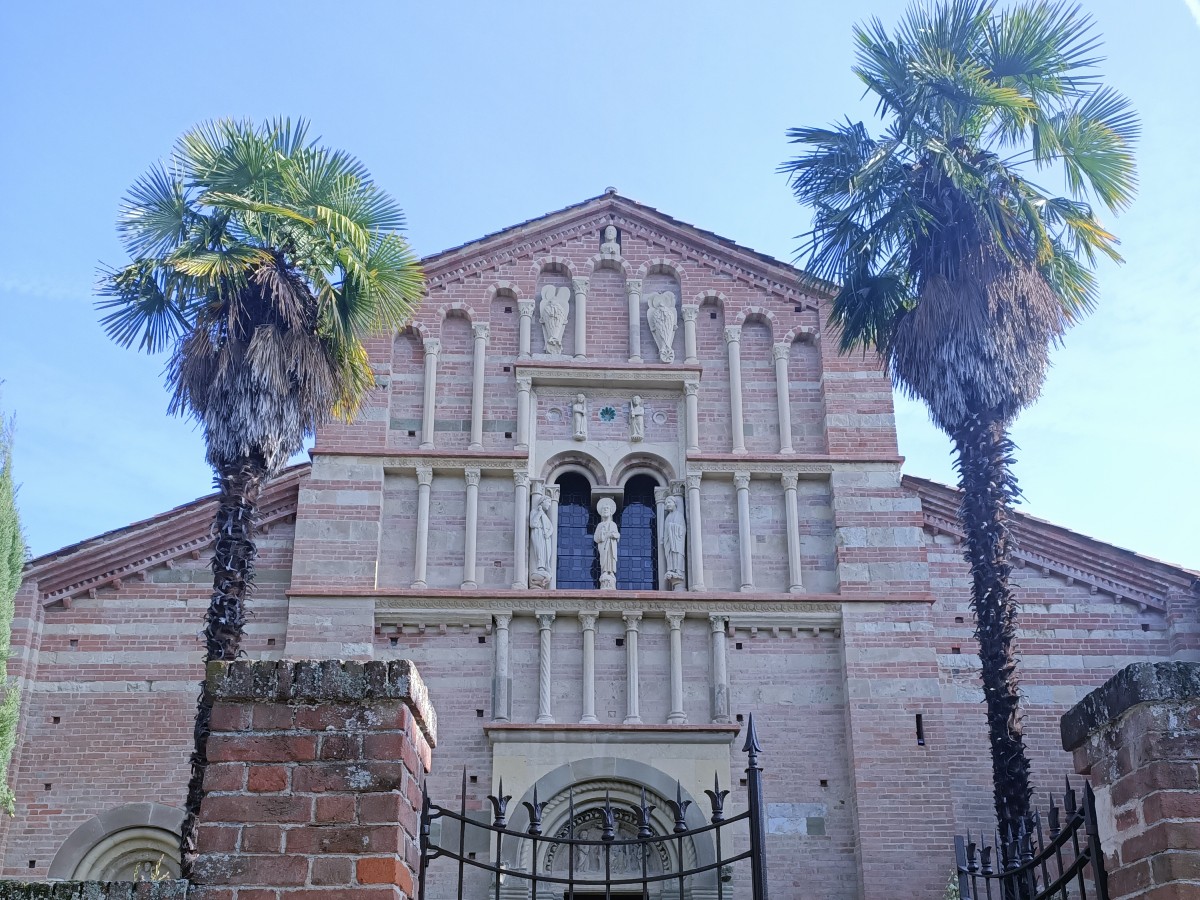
[
  {"left": 1061, "top": 661, "right": 1200, "bottom": 751},
  {"left": 206, "top": 658, "right": 437, "bottom": 747},
  {"left": 484, "top": 723, "right": 741, "bottom": 745}
]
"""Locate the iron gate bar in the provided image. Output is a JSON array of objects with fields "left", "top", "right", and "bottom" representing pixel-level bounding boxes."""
[{"left": 418, "top": 713, "right": 770, "bottom": 900}]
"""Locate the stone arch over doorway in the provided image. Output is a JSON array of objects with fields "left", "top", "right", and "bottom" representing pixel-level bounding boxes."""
[{"left": 48, "top": 802, "right": 183, "bottom": 881}]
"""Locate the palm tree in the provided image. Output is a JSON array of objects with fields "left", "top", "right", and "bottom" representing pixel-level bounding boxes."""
[
  {"left": 781, "top": 0, "right": 1137, "bottom": 837},
  {"left": 97, "top": 118, "right": 424, "bottom": 873}
]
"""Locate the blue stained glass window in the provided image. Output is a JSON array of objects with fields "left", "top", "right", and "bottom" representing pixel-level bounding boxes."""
[
  {"left": 555, "top": 473, "right": 599, "bottom": 589},
  {"left": 617, "top": 475, "right": 658, "bottom": 591}
]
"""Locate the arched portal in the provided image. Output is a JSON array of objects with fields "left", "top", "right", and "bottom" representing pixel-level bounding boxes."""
[
  {"left": 617, "top": 475, "right": 658, "bottom": 590},
  {"left": 556, "top": 472, "right": 599, "bottom": 589}
]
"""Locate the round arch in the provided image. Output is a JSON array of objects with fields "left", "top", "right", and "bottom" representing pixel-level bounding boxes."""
[
  {"left": 541, "top": 450, "right": 607, "bottom": 488},
  {"left": 48, "top": 802, "right": 183, "bottom": 881}
]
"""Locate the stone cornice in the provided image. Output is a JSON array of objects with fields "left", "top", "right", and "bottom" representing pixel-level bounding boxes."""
[
  {"left": 372, "top": 603, "right": 843, "bottom": 630},
  {"left": 419, "top": 194, "right": 829, "bottom": 306},
  {"left": 484, "top": 723, "right": 741, "bottom": 745},
  {"left": 516, "top": 361, "right": 701, "bottom": 390},
  {"left": 906, "top": 474, "right": 1200, "bottom": 612}
]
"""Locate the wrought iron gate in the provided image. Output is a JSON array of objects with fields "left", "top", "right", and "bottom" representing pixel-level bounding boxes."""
[
  {"left": 418, "top": 715, "right": 769, "bottom": 900},
  {"left": 953, "top": 778, "right": 1109, "bottom": 900}
]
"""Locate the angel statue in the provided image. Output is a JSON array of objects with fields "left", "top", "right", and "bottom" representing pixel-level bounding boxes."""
[
  {"left": 539, "top": 284, "right": 571, "bottom": 355},
  {"left": 646, "top": 290, "right": 678, "bottom": 363}
]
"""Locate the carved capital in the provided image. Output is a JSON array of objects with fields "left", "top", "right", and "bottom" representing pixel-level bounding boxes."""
[
  {"left": 464, "top": 467, "right": 481, "bottom": 487},
  {"left": 709, "top": 614, "right": 728, "bottom": 634},
  {"left": 536, "top": 611, "right": 556, "bottom": 630},
  {"left": 517, "top": 299, "right": 535, "bottom": 317},
  {"left": 723, "top": 325, "right": 742, "bottom": 344},
  {"left": 571, "top": 277, "right": 589, "bottom": 296},
  {"left": 681, "top": 304, "right": 699, "bottom": 323},
  {"left": 684, "top": 381, "right": 699, "bottom": 397},
  {"left": 513, "top": 471, "right": 530, "bottom": 488},
  {"left": 625, "top": 279, "right": 642, "bottom": 296},
  {"left": 685, "top": 470, "right": 703, "bottom": 491},
  {"left": 473, "top": 323, "right": 491, "bottom": 342},
  {"left": 415, "top": 465, "right": 434, "bottom": 487},
  {"left": 733, "top": 472, "right": 751, "bottom": 491},
  {"left": 666, "top": 612, "right": 685, "bottom": 630},
  {"left": 772, "top": 342, "right": 791, "bottom": 363},
  {"left": 578, "top": 612, "right": 598, "bottom": 631},
  {"left": 780, "top": 472, "right": 799, "bottom": 491},
  {"left": 653, "top": 486, "right": 670, "bottom": 504},
  {"left": 516, "top": 375, "right": 532, "bottom": 391},
  {"left": 622, "top": 611, "right": 642, "bottom": 631},
  {"left": 423, "top": 338, "right": 441, "bottom": 356},
  {"left": 545, "top": 485, "right": 561, "bottom": 503},
  {"left": 494, "top": 612, "right": 512, "bottom": 631}
]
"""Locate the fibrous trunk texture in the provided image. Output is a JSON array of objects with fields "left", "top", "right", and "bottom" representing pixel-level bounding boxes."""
[
  {"left": 179, "top": 456, "right": 265, "bottom": 878},
  {"left": 952, "top": 412, "right": 1033, "bottom": 840}
]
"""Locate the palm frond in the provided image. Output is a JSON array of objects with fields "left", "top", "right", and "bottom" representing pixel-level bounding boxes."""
[
  {"left": 95, "top": 262, "right": 190, "bottom": 353},
  {"left": 118, "top": 164, "right": 195, "bottom": 259}
]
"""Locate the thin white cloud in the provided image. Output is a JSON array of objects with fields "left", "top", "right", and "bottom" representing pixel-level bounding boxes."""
[{"left": 1186, "top": 0, "right": 1200, "bottom": 29}]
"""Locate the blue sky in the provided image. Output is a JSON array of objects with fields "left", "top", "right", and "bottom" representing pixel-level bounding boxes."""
[{"left": 0, "top": 1, "right": 1196, "bottom": 569}]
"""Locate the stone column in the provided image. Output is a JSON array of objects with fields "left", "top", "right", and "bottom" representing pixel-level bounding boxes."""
[
  {"left": 773, "top": 341, "right": 795, "bottom": 454},
  {"left": 419, "top": 338, "right": 440, "bottom": 450},
  {"left": 517, "top": 299, "right": 534, "bottom": 358},
  {"left": 667, "top": 613, "right": 687, "bottom": 724},
  {"left": 411, "top": 465, "right": 433, "bottom": 588},
  {"left": 684, "top": 381, "right": 701, "bottom": 454},
  {"left": 626, "top": 279, "right": 643, "bottom": 362},
  {"left": 572, "top": 276, "right": 589, "bottom": 359},
  {"left": 709, "top": 615, "right": 731, "bottom": 723},
  {"left": 781, "top": 472, "right": 805, "bottom": 593},
  {"left": 512, "top": 471, "right": 530, "bottom": 589},
  {"left": 547, "top": 484, "right": 561, "bottom": 590},
  {"left": 462, "top": 467, "right": 481, "bottom": 589},
  {"left": 724, "top": 325, "right": 747, "bottom": 454},
  {"left": 578, "top": 612, "right": 599, "bottom": 724},
  {"left": 653, "top": 486, "right": 669, "bottom": 591},
  {"left": 681, "top": 305, "right": 699, "bottom": 365},
  {"left": 493, "top": 613, "right": 512, "bottom": 722},
  {"left": 734, "top": 472, "right": 754, "bottom": 592},
  {"left": 535, "top": 611, "right": 555, "bottom": 724},
  {"left": 515, "top": 375, "right": 532, "bottom": 451},
  {"left": 684, "top": 470, "right": 706, "bottom": 591},
  {"left": 623, "top": 611, "right": 642, "bottom": 724},
  {"left": 469, "top": 323, "right": 490, "bottom": 451}
]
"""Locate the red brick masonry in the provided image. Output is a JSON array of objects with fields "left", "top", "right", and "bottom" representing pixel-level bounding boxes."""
[
  {"left": 1062, "top": 662, "right": 1200, "bottom": 900},
  {"left": 189, "top": 659, "right": 436, "bottom": 900}
]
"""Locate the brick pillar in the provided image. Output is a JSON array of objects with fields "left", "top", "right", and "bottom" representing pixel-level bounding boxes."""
[
  {"left": 1061, "top": 662, "right": 1200, "bottom": 900},
  {"left": 191, "top": 659, "right": 437, "bottom": 900}
]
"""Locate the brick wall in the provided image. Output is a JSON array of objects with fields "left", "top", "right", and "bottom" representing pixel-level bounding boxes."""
[
  {"left": 189, "top": 659, "right": 436, "bottom": 900},
  {"left": 1062, "top": 662, "right": 1200, "bottom": 899}
]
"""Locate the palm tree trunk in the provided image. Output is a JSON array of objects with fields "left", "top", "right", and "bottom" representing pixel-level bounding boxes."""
[
  {"left": 179, "top": 455, "right": 266, "bottom": 878},
  {"left": 952, "top": 411, "right": 1033, "bottom": 840}
]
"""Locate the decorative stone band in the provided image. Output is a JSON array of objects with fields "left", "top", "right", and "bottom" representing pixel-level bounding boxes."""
[
  {"left": 205, "top": 658, "right": 437, "bottom": 748},
  {"left": 0, "top": 884, "right": 187, "bottom": 898}
]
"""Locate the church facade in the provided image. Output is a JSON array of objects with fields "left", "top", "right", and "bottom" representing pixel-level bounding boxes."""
[{"left": 4, "top": 193, "right": 1197, "bottom": 898}]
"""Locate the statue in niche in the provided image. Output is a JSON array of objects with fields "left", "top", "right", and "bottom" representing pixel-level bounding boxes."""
[
  {"left": 594, "top": 498, "right": 620, "bottom": 590},
  {"left": 539, "top": 284, "right": 571, "bottom": 355},
  {"left": 663, "top": 495, "right": 687, "bottom": 590},
  {"left": 629, "top": 395, "right": 645, "bottom": 442},
  {"left": 572, "top": 393, "right": 587, "bottom": 441},
  {"left": 528, "top": 494, "right": 554, "bottom": 589},
  {"left": 646, "top": 290, "right": 678, "bottom": 363},
  {"left": 600, "top": 224, "right": 620, "bottom": 255}
]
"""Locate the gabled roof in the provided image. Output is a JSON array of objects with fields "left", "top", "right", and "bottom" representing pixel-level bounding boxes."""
[
  {"left": 418, "top": 189, "right": 835, "bottom": 300},
  {"left": 905, "top": 474, "right": 1199, "bottom": 612},
  {"left": 23, "top": 464, "right": 307, "bottom": 607}
]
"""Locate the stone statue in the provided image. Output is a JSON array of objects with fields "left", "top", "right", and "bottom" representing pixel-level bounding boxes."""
[
  {"left": 600, "top": 224, "right": 620, "bottom": 255},
  {"left": 629, "top": 396, "right": 645, "bottom": 442},
  {"left": 646, "top": 290, "right": 678, "bottom": 363},
  {"left": 529, "top": 494, "right": 554, "bottom": 589},
  {"left": 594, "top": 497, "right": 620, "bottom": 590},
  {"left": 663, "top": 496, "right": 686, "bottom": 590},
  {"left": 572, "top": 393, "right": 587, "bottom": 441},
  {"left": 539, "top": 284, "right": 571, "bottom": 355}
]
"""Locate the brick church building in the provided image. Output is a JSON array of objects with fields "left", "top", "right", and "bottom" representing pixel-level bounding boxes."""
[{"left": 4, "top": 192, "right": 1196, "bottom": 897}]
